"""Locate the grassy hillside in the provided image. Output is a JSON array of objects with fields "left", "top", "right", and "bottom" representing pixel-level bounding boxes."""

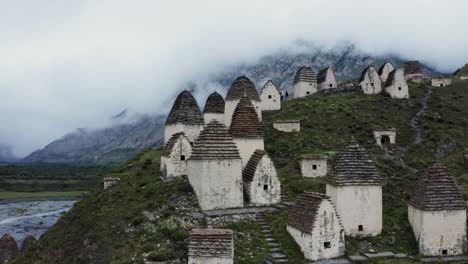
[
  {"left": 14, "top": 81, "right": 468, "bottom": 263},
  {"left": 0, "top": 164, "right": 107, "bottom": 193}
]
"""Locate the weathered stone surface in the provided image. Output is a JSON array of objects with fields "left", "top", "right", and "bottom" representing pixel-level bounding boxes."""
[
  {"left": 359, "top": 65, "right": 382, "bottom": 94},
  {"left": 317, "top": 67, "right": 337, "bottom": 90},
  {"left": 326, "top": 140, "right": 382, "bottom": 186},
  {"left": 190, "top": 121, "right": 240, "bottom": 160},
  {"left": 288, "top": 192, "right": 345, "bottom": 261},
  {"left": 226, "top": 76, "right": 260, "bottom": 101},
  {"left": 203, "top": 91, "right": 225, "bottom": 114},
  {"left": 273, "top": 120, "right": 300, "bottom": 132},
  {"left": 385, "top": 68, "right": 409, "bottom": 99},
  {"left": 230, "top": 96, "right": 263, "bottom": 139},
  {"left": 364, "top": 251, "right": 395, "bottom": 258},
  {"left": 260, "top": 80, "right": 281, "bottom": 111},
  {"left": 20, "top": 235, "right": 37, "bottom": 253},
  {"left": 103, "top": 177, "right": 120, "bottom": 189},
  {"left": 409, "top": 162, "right": 465, "bottom": 211},
  {"left": 300, "top": 155, "right": 328, "bottom": 178},
  {"left": 420, "top": 256, "right": 468, "bottom": 262},
  {"left": 0, "top": 234, "right": 19, "bottom": 264},
  {"left": 378, "top": 62, "right": 395, "bottom": 83},
  {"left": 349, "top": 255, "right": 367, "bottom": 261},
  {"left": 188, "top": 229, "right": 233, "bottom": 264},
  {"left": 431, "top": 77, "right": 452, "bottom": 87},
  {"left": 165, "top": 90, "right": 203, "bottom": 126},
  {"left": 243, "top": 150, "right": 281, "bottom": 206},
  {"left": 294, "top": 66, "right": 318, "bottom": 98},
  {"left": 373, "top": 128, "right": 396, "bottom": 148},
  {"left": 160, "top": 132, "right": 192, "bottom": 180}
]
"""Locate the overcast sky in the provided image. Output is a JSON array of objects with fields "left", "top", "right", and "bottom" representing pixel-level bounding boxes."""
[{"left": 1, "top": 0, "right": 468, "bottom": 157}]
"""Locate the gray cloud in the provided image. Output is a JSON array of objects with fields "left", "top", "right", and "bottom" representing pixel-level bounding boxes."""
[{"left": 1, "top": 0, "right": 467, "bottom": 156}]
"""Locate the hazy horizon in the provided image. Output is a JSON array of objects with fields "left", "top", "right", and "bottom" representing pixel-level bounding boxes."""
[{"left": 1, "top": 0, "right": 468, "bottom": 157}]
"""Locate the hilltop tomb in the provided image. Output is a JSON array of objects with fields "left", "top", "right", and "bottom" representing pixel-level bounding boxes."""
[
  {"left": 385, "top": 69, "right": 409, "bottom": 99},
  {"left": 293, "top": 66, "right": 318, "bottom": 98},
  {"left": 272, "top": 120, "right": 300, "bottom": 132},
  {"left": 203, "top": 91, "right": 225, "bottom": 124},
  {"left": 188, "top": 229, "right": 234, "bottom": 264},
  {"left": 230, "top": 96, "right": 264, "bottom": 167},
  {"left": 300, "top": 154, "right": 328, "bottom": 178},
  {"left": 326, "top": 140, "right": 383, "bottom": 236},
  {"left": 189, "top": 121, "right": 243, "bottom": 210},
  {"left": 404, "top": 61, "right": 424, "bottom": 83},
  {"left": 259, "top": 80, "right": 281, "bottom": 111},
  {"left": 0, "top": 234, "right": 19, "bottom": 264},
  {"left": 317, "top": 67, "right": 337, "bottom": 90},
  {"left": 164, "top": 90, "right": 204, "bottom": 144},
  {"left": 431, "top": 76, "right": 452, "bottom": 87},
  {"left": 287, "top": 192, "right": 346, "bottom": 261},
  {"left": 359, "top": 66, "right": 382, "bottom": 94},
  {"left": 373, "top": 128, "right": 396, "bottom": 148},
  {"left": 224, "top": 76, "right": 261, "bottom": 128},
  {"left": 242, "top": 150, "right": 281, "bottom": 206},
  {"left": 20, "top": 235, "right": 37, "bottom": 253},
  {"left": 408, "top": 163, "right": 467, "bottom": 256},
  {"left": 103, "top": 177, "right": 120, "bottom": 189},
  {"left": 160, "top": 132, "right": 192, "bottom": 180},
  {"left": 378, "top": 62, "right": 395, "bottom": 83}
]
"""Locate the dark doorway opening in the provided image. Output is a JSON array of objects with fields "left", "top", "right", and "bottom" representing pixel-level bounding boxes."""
[
  {"left": 381, "top": 135, "right": 391, "bottom": 147},
  {"left": 324, "top": 242, "right": 331, "bottom": 249},
  {"left": 358, "top": 225, "right": 364, "bottom": 232},
  {"left": 180, "top": 155, "right": 186, "bottom": 161},
  {"left": 263, "top": 184, "right": 269, "bottom": 190}
]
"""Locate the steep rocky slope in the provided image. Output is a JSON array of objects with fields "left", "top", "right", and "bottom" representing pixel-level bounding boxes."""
[
  {"left": 14, "top": 80, "right": 468, "bottom": 263},
  {"left": 22, "top": 45, "right": 439, "bottom": 165}
]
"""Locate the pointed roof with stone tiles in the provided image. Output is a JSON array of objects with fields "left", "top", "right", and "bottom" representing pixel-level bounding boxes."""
[
  {"left": 242, "top": 149, "right": 268, "bottom": 182},
  {"left": 409, "top": 162, "right": 465, "bottom": 211},
  {"left": 317, "top": 67, "right": 333, "bottom": 84},
  {"left": 188, "top": 229, "right": 233, "bottom": 258},
  {"left": 190, "top": 120, "right": 240, "bottom": 160},
  {"left": 0, "top": 234, "right": 19, "bottom": 263},
  {"left": 165, "top": 90, "right": 204, "bottom": 126},
  {"left": 162, "top": 132, "right": 189, "bottom": 157},
  {"left": 326, "top": 139, "right": 383, "bottom": 186},
  {"left": 359, "top": 65, "right": 377, "bottom": 83},
  {"left": 203, "top": 91, "right": 225, "bottom": 114},
  {"left": 230, "top": 96, "right": 263, "bottom": 138},
  {"left": 226, "top": 76, "right": 260, "bottom": 101},
  {"left": 261, "top": 80, "right": 279, "bottom": 93},
  {"left": 294, "top": 66, "right": 317, "bottom": 85},
  {"left": 288, "top": 192, "right": 341, "bottom": 233},
  {"left": 378, "top": 62, "right": 395, "bottom": 75}
]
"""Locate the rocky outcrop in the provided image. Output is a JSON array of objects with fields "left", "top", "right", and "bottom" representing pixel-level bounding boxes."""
[
  {"left": 0, "top": 234, "right": 19, "bottom": 264},
  {"left": 20, "top": 235, "right": 37, "bottom": 253}
]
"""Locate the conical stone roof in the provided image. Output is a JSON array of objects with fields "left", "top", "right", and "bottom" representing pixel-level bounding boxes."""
[
  {"left": 226, "top": 76, "right": 260, "bottom": 101},
  {"left": 230, "top": 96, "right": 263, "bottom": 138},
  {"left": 317, "top": 67, "right": 332, "bottom": 84},
  {"left": 190, "top": 121, "right": 241, "bottom": 160},
  {"left": 188, "top": 229, "right": 233, "bottom": 258},
  {"left": 326, "top": 140, "right": 383, "bottom": 186},
  {"left": 409, "top": 163, "right": 465, "bottom": 211},
  {"left": 0, "top": 234, "right": 19, "bottom": 263},
  {"left": 165, "top": 90, "right": 204, "bottom": 126},
  {"left": 20, "top": 235, "right": 37, "bottom": 253},
  {"left": 293, "top": 66, "right": 317, "bottom": 85},
  {"left": 203, "top": 92, "right": 225, "bottom": 114}
]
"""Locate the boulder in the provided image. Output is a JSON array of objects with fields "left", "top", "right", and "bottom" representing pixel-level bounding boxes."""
[{"left": 0, "top": 234, "right": 19, "bottom": 264}]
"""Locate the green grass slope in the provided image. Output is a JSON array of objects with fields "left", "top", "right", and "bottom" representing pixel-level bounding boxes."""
[{"left": 14, "top": 81, "right": 468, "bottom": 263}]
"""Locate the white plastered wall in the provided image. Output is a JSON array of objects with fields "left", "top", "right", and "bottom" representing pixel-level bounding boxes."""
[
  {"left": 326, "top": 184, "right": 382, "bottom": 236},
  {"left": 160, "top": 137, "right": 192, "bottom": 180},
  {"left": 318, "top": 69, "right": 337, "bottom": 90},
  {"left": 188, "top": 159, "right": 243, "bottom": 211},
  {"left": 301, "top": 159, "right": 328, "bottom": 177},
  {"left": 294, "top": 81, "right": 318, "bottom": 98},
  {"left": 287, "top": 200, "right": 345, "bottom": 261},
  {"left": 233, "top": 138, "right": 264, "bottom": 168},
  {"left": 245, "top": 155, "right": 281, "bottom": 205},
  {"left": 272, "top": 122, "right": 300, "bottom": 132},
  {"left": 260, "top": 85, "right": 281, "bottom": 111},
  {"left": 360, "top": 68, "right": 382, "bottom": 94},
  {"left": 408, "top": 205, "right": 467, "bottom": 256},
  {"left": 373, "top": 130, "right": 396, "bottom": 147}
]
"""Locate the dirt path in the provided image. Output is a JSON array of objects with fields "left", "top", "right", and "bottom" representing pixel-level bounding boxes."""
[{"left": 410, "top": 85, "right": 433, "bottom": 144}]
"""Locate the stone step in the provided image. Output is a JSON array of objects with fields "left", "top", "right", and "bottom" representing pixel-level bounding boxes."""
[
  {"left": 271, "top": 252, "right": 287, "bottom": 259},
  {"left": 269, "top": 247, "right": 282, "bottom": 253},
  {"left": 267, "top": 242, "right": 280, "bottom": 247}
]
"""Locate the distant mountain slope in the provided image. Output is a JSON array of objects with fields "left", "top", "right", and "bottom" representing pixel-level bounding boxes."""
[
  {"left": 0, "top": 144, "right": 18, "bottom": 163},
  {"left": 23, "top": 44, "right": 438, "bottom": 165},
  {"left": 23, "top": 114, "right": 165, "bottom": 165}
]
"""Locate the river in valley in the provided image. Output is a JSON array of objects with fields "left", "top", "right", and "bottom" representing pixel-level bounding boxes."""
[{"left": 0, "top": 198, "right": 78, "bottom": 246}]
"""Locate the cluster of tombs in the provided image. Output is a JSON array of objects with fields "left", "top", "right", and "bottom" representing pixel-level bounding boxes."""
[
  {"left": 157, "top": 73, "right": 466, "bottom": 262},
  {"left": 0, "top": 234, "right": 36, "bottom": 264}
]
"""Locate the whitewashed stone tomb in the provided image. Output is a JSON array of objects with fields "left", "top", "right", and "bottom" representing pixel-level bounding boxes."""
[
  {"left": 272, "top": 120, "right": 300, "bottom": 132},
  {"left": 359, "top": 66, "right": 382, "bottom": 95},
  {"left": 224, "top": 76, "right": 261, "bottom": 128},
  {"left": 287, "top": 192, "right": 345, "bottom": 261},
  {"left": 294, "top": 66, "right": 317, "bottom": 98},
  {"left": 300, "top": 154, "right": 328, "bottom": 178},
  {"left": 373, "top": 128, "right": 396, "bottom": 148},
  {"left": 188, "top": 229, "right": 234, "bottom": 264},
  {"left": 160, "top": 132, "right": 192, "bottom": 180},
  {"left": 242, "top": 149, "right": 281, "bottom": 206},
  {"left": 385, "top": 69, "right": 409, "bottom": 99},
  {"left": 259, "top": 80, "right": 281, "bottom": 111},
  {"left": 203, "top": 91, "right": 225, "bottom": 124},
  {"left": 317, "top": 67, "right": 337, "bottom": 90},
  {"left": 378, "top": 62, "right": 395, "bottom": 83}
]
